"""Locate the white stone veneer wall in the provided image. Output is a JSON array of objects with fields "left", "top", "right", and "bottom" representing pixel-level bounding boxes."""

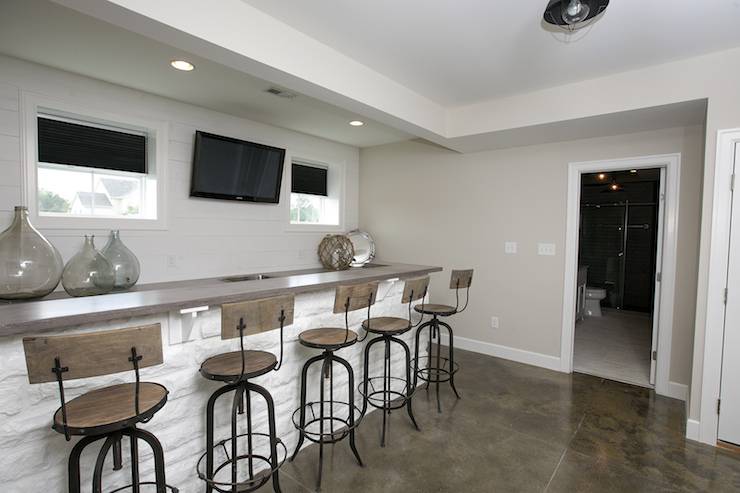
[{"left": 0, "top": 281, "right": 427, "bottom": 492}]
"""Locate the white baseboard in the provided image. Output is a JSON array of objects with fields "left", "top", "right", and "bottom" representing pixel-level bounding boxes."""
[
  {"left": 439, "top": 334, "right": 562, "bottom": 372},
  {"left": 663, "top": 381, "right": 688, "bottom": 401},
  {"left": 686, "top": 418, "right": 701, "bottom": 442}
]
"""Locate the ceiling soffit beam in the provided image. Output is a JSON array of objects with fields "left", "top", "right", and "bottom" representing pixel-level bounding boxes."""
[
  {"left": 446, "top": 46, "right": 739, "bottom": 139},
  {"left": 51, "top": 0, "right": 449, "bottom": 144}
]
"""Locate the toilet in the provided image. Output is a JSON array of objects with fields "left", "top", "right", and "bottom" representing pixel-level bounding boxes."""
[{"left": 584, "top": 287, "right": 607, "bottom": 317}]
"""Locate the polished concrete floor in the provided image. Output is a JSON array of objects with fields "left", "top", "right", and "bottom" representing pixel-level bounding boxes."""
[
  {"left": 574, "top": 309, "right": 653, "bottom": 388},
  {"left": 276, "top": 348, "right": 740, "bottom": 492}
]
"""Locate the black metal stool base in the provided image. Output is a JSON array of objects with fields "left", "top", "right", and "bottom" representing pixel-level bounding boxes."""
[
  {"left": 414, "top": 355, "right": 460, "bottom": 383},
  {"left": 412, "top": 315, "right": 461, "bottom": 413},
  {"left": 197, "top": 433, "right": 287, "bottom": 493},
  {"left": 360, "top": 334, "right": 419, "bottom": 447},
  {"left": 202, "top": 380, "right": 283, "bottom": 493},
  {"left": 291, "top": 350, "right": 363, "bottom": 491},
  {"left": 68, "top": 426, "right": 177, "bottom": 493},
  {"left": 292, "top": 400, "right": 363, "bottom": 445},
  {"left": 359, "top": 376, "right": 414, "bottom": 411}
]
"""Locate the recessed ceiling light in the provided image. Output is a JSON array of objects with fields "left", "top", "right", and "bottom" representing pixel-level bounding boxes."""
[
  {"left": 597, "top": 173, "right": 606, "bottom": 180},
  {"left": 349, "top": 120, "right": 364, "bottom": 127},
  {"left": 170, "top": 60, "right": 195, "bottom": 71},
  {"left": 630, "top": 169, "right": 638, "bottom": 173}
]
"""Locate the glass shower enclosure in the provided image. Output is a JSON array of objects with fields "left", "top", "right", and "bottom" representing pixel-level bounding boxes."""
[{"left": 579, "top": 194, "right": 660, "bottom": 312}]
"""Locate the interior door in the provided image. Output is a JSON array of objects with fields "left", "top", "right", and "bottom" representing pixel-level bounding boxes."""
[
  {"left": 649, "top": 168, "right": 666, "bottom": 386},
  {"left": 719, "top": 142, "right": 740, "bottom": 445}
]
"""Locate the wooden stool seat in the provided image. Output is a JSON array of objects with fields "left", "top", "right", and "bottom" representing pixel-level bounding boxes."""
[
  {"left": 53, "top": 382, "right": 168, "bottom": 436},
  {"left": 414, "top": 303, "right": 457, "bottom": 316},
  {"left": 362, "top": 316, "right": 411, "bottom": 335},
  {"left": 200, "top": 350, "right": 277, "bottom": 382},
  {"left": 299, "top": 328, "right": 358, "bottom": 350}
]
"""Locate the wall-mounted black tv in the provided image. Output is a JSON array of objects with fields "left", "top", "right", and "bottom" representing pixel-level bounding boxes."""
[{"left": 190, "top": 131, "right": 286, "bottom": 203}]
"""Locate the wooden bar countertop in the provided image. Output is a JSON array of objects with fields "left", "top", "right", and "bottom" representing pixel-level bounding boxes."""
[{"left": 0, "top": 262, "right": 442, "bottom": 336}]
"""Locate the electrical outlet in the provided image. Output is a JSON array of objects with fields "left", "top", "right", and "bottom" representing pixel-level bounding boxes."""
[
  {"left": 491, "top": 316, "right": 500, "bottom": 329},
  {"left": 537, "top": 243, "right": 556, "bottom": 256},
  {"left": 504, "top": 241, "right": 517, "bottom": 254}
]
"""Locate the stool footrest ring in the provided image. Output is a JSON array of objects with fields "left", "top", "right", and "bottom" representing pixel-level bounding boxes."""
[
  {"left": 359, "top": 376, "right": 414, "bottom": 410},
  {"left": 291, "top": 400, "right": 363, "bottom": 444},
  {"left": 414, "top": 355, "right": 460, "bottom": 383},
  {"left": 106, "top": 483, "right": 179, "bottom": 493},
  {"left": 196, "top": 432, "right": 287, "bottom": 493}
]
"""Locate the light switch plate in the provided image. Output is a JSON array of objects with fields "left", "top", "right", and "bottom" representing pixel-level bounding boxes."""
[
  {"left": 504, "top": 241, "right": 517, "bottom": 254},
  {"left": 538, "top": 243, "right": 556, "bottom": 256}
]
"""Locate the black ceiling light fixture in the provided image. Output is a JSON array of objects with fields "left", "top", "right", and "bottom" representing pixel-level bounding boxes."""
[{"left": 544, "top": 0, "right": 609, "bottom": 31}]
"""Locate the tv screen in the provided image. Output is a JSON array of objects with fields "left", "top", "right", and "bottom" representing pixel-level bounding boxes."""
[{"left": 190, "top": 131, "right": 286, "bottom": 203}]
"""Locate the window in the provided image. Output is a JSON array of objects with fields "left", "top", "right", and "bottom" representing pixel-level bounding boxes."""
[
  {"left": 290, "top": 161, "right": 339, "bottom": 226},
  {"left": 36, "top": 115, "right": 156, "bottom": 220},
  {"left": 23, "top": 94, "right": 167, "bottom": 230}
]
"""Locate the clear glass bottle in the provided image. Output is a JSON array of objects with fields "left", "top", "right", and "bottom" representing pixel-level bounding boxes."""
[
  {"left": 61, "top": 235, "right": 115, "bottom": 297},
  {"left": 101, "top": 230, "right": 140, "bottom": 290},
  {"left": 0, "top": 206, "right": 64, "bottom": 299}
]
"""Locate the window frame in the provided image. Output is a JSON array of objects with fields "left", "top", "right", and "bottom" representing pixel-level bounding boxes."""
[
  {"left": 21, "top": 93, "right": 168, "bottom": 230},
  {"left": 286, "top": 156, "right": 346, "bottom": 233}
]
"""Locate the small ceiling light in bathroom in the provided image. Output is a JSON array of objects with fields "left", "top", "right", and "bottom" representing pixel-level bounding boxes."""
[
  {"left": 543, "top": 0, "right": 609, "bottom": 31},
  {"left": 349, "top": 120, "right": 365, "bottom": 127},
  {"left": 170, "top": 60, "right": 194, "bottom": 71},
  {"left": 630, "top": 169, "right": 638, "bottom": 174}
]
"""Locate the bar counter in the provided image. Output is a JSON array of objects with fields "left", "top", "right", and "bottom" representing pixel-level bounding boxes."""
[
  {"left": 0, "top": 262, "right": 441, "bottom": 336},
  {"left": 0, "top": 262, "right": 441, "bottom": 492}
]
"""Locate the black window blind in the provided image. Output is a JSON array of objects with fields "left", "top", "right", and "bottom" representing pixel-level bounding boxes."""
[
  {"left": 292, "top": 163, "right": 327, "bottom": 196},
  {"left": 38, "top": 117, "right": 147, "bottom": 174}
]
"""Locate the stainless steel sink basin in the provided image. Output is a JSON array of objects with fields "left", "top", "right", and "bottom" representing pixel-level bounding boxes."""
[
  {"left": 358, "top": 263, "right": 387, "bottom": 268},
  {"left": 220, "top": 274, "right": 271, "bottom": 282}
]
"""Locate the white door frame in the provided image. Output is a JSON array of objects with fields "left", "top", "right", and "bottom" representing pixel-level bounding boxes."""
[
  {"left": 696, "top": 129, "right": 740, "bottom": 445},
  {"left": 560, "top": 153, "right": 681, "bottom": 399}
]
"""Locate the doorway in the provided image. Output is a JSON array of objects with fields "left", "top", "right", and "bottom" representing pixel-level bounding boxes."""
[
  {"left": 560, "top": 154, "right": 681, "bottom": 399},
  {"left": 573, "top": 168, "right": 663, "bottom": 388}
]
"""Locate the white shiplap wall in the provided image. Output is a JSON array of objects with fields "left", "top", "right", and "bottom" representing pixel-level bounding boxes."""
[{"left": 0, "top": 54, "right": 360, "bottom": 281}]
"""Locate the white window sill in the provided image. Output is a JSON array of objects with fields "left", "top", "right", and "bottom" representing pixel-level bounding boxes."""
[
  {"left": 285, "top": 223, "right": 344, "bottom": 234},
  {"left": 31, "top": 214, "right": 167, "bottom": 231}
]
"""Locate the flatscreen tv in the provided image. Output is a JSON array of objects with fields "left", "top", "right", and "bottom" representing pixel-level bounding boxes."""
[{"left": 190, "top": 131, "right": 286, "bottom": 203}]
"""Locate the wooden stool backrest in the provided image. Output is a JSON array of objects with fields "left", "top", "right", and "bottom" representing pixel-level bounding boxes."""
[
  {"left": 402, "top": 276, "right": 430, "bottom": 303},
  {"left": 23, "top": 324, "right": 163, "bottom": 384},
  {"left": 449, "top": 269, "right": 474, "bottom": 289},
  {"left": 221, "top": 294, "right": 295, "bottom": 340},
  {"left": 333, "top": 282, "right": 379, "bottom": 314}
]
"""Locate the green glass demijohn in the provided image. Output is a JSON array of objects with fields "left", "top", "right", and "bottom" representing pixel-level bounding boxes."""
[
  {"left": 0, "top": 206, "right": 64, "bottom": 299},
  {"left": 101, "top": 230, "right": 140, "bottom": 290},
  {"left": 61, "top": 235, "right": 115, "bottom": 297}
]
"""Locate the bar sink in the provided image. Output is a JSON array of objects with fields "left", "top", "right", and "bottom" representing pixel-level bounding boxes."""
[{"left": 220, "top": 274, "right": 271, "bottom": 282}]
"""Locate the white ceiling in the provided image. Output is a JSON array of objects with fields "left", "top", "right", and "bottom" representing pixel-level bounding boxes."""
[
  {"left": 242, "top": 0, "right": 740, "bottom": 106},
  {"left": 0, "top": 0, "right": 412, "bottom": 148}
]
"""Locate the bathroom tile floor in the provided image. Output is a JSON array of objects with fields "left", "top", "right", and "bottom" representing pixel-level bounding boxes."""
[
  {"left": 275, "top": 347, "right": 740, "bottom": 492},
  {"left": 574, "top": 309, "right": 653, "bottom": 387}
]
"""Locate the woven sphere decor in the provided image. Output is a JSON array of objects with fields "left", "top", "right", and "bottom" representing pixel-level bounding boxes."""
[{"left": 317, "top": 234, "right": 355, "bottom": 271}]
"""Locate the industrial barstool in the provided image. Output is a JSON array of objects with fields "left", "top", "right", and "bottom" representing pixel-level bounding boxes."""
[
  {"left": 197, "top": 294, "right": 294, "bottom": 493},
  {"left": 22, "top": 324, "right": 177, "bottom": 493},
  {"left": 290, "top": 282, "right": 378, "bottom": 491},
  {"left": 413, "top": 269, "right": 473, "bottom": 413},
  {"left": 359, "top": 276, "right": 429, "bottom": 446}
]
